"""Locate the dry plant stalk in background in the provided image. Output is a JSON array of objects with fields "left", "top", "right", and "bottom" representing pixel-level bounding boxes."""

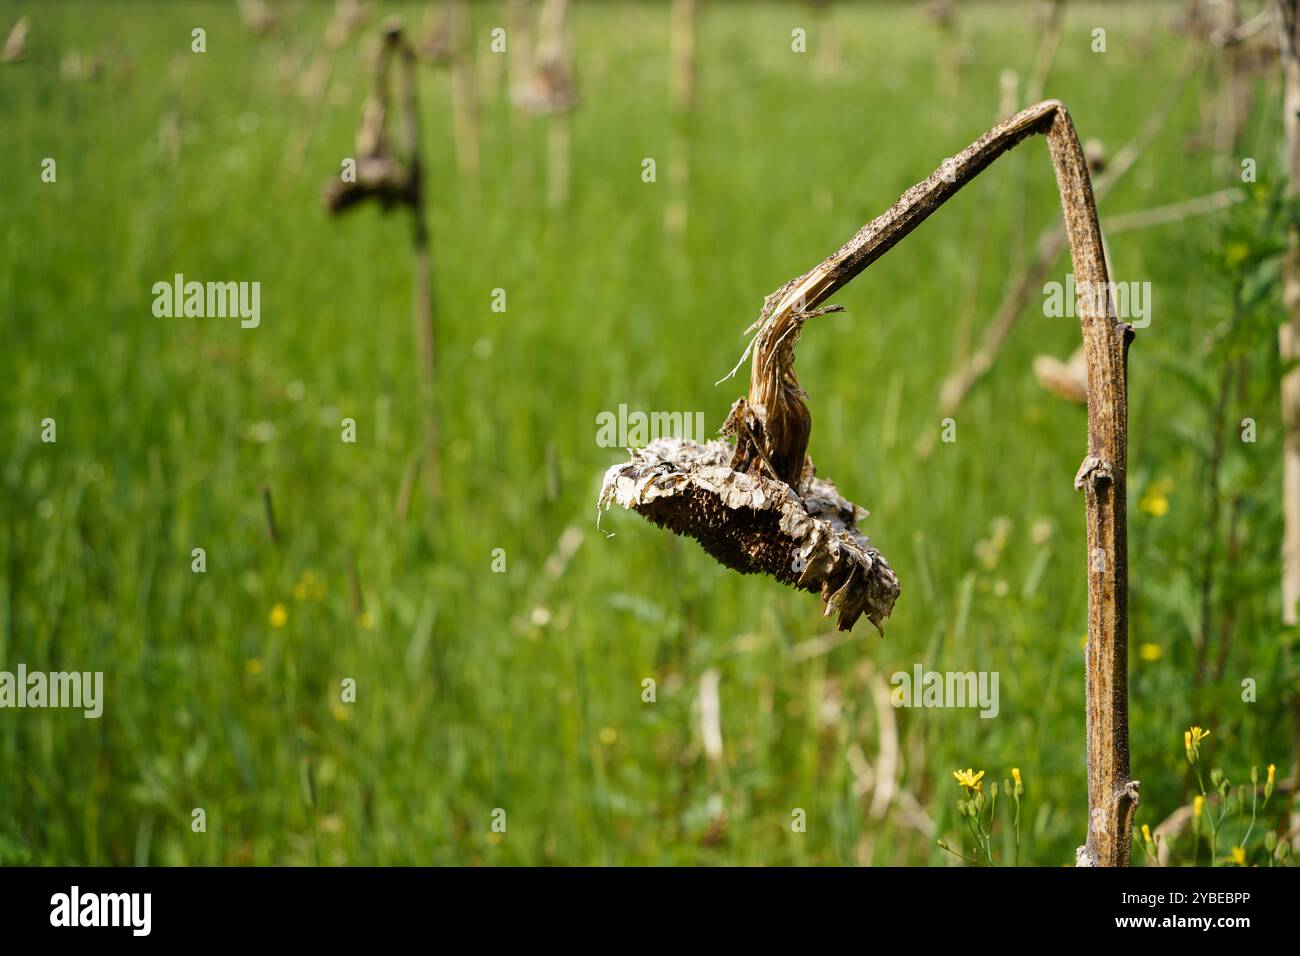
[
  {"left": 665, "top": 0, "right": 697, "bottom": 237},
  {"left": 921, "top": 50, "right": 1199, "bottom": 450},
  {"left": 601, "top": 99, "right": 1138, "bottom": 866},
  {"left": 324, "top": 20, "right": 440, "bottom": 508},
  {"left": 1275, "top": 0, "right": 1300, "bottom": 845},
  {"left": 1278, "top": 1, "right": 1300, "bottom": 630},
  {"left": 419, "top": 0, "right": 480, "bottom": 183},
  {"left": 286, "top": 0, "right": 369, "bottom": 176},
  {"left": 515, "top": 0, "right": 577, "bottom": 208}
]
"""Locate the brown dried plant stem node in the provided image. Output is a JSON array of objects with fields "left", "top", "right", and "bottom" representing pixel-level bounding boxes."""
[{"left": 600, "top": 99, "right": 1137, "bottom": 866}]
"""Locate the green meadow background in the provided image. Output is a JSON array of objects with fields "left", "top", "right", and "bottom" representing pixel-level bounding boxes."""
[{"left": 0, "top": 0, "right": 1294, "bottom": 865}]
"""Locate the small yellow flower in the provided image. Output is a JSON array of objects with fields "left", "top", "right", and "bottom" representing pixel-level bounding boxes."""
[
  {"left": 1185, "top": 725, "right": 1209, "bottom": 763},
  {"left": 292, "top": 570, "right": 326, "bottom": 602},
  {"left": 331, "top": 702, "right": 351, "bottom": 722},
  {"left": 1012, "top": 768, "right": 1022, "bottom": 787},
  {"left": 1230, "top": 846, "right": 1246, "bottom": 866},
  {"left": 598, "top": 726, "right": 618, "bottom": 746},
  {"left": 1140, "top": 493, "right": 1169, "bottom": 517},
  {"left": 1225, "top": 241, "right": 1249, "bottom": 269},
  {"left": 1193, "top": 795, "right": 1205, "bottom": 819},
  {"left": 1267, "top": 764, "right": 1276, "bottom": 786},
  {"left": 269, "top": 603, "right": 287, "bottom": 628},
  {"left": 1139, "top": 478, "right": 1173, "bottom": 517},
  {"left": 1138, "top": 643, "right": 1162, "bottom": 662},
  {"left": 1141, "top": 824, "right": 1152, "bottom": 844},
  {"left": 953, "top": 768, "right": 985, "bottom": 792},
  {"left": 246, "top": 658, "right": 263, "bottom": 675}
]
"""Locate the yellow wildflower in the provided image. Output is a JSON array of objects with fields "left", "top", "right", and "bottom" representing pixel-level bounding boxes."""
[
  {"left": 331, "top": 701, "right": 350, "bottom": 722},
  {"left": 1230, "top": 846, "right": 1246, "bottom": 866},
  {"left": 1140, "top": 494, "right": 1169, "bottom": 516},
  {"left": 1138, "top": 643, "right": 1162, "bottom": 662},
  {"left": 1185, "top": 725, "right": 1209, "bottom": 763},
  {"left": 953, "top": 768, "right": 985, "bottom": 792},
  {"left": 269, "top": 603, "right": 287, "bottom": 628},
  {"left": 1141, "top": 824, "right": 1152, "bottom": 844},
  {"left": 598, "top": 727, "right": 618, "bottom": 746},
  {"left": 1193, "top": 795, "right": 1205, "bottom": 819},
  {"left": 1012, "top": 768, "right": 1022, "bottom": 787},
  {"left": 1139, "top": 478, "right": 1173, "bottom": 517},
  {"left": 292, "top": 570, "right": 326, "bottom": 602}
]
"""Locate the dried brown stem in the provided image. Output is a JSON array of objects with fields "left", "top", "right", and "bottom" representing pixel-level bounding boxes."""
[
  {"left": 399, "top": 32, "right": 441, "bottom": 501},
  {"left": 731, "top": 99, "right": 1136, "bottom": 865},
  {"left": 1276, "top": 0, "right": 1300, "bottom": 846},
  {"left": 516, "top": 0, "right": 577, "bottom": 115},
  {"left": 1277, "top": 0, "right": 1300, "bottom": 627},
  {"left": 670, "top": 0, "right": 697, "bottom": 111},
  {"left": 666, "top": 0, "right": 697, "bottom": 237},
  {"left": 506, "top": 0, "right": 535, "bottom": 115},
  {"left": 535, "top": 0, "right": 575, "bottom": 207},
  {"left": 325, "top": 22, "right": 440, "bottom": 502},
  {"left": 450, "top": 1, "right": 481, "bottom": 183}
]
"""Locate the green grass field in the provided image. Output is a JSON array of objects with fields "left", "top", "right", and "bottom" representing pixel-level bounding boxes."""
[{"left": 1, "top": 0, "right": 1294, "bottom": 865}]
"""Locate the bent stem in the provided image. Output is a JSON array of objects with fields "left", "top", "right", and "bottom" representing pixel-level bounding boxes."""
[
  {"left": 327, "top": 22, "right": 441, "bottom": 502},
  {"left": 395, "top": 28, "right": 441, "bottom": 502},
  {"left": 734, "top": 100, "right": 1137, "bottom": 866}
]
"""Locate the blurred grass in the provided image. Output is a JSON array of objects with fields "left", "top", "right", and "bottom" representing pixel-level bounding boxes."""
[{"left": 0, "top": 0, "right": 1291, "bottom": 865}]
